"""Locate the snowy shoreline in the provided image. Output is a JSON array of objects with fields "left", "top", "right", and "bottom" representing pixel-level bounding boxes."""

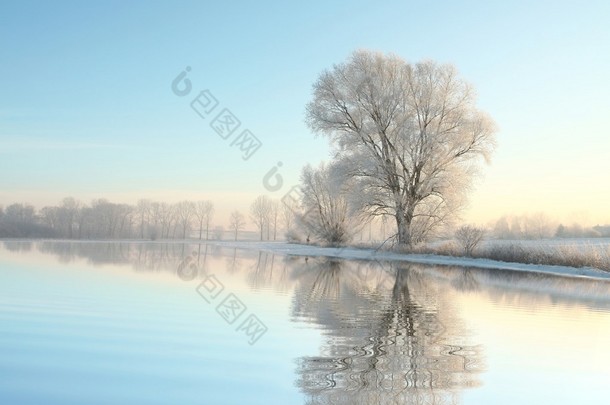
[{"left": 202, "top": 240, "right": 610, "bottom": 281}]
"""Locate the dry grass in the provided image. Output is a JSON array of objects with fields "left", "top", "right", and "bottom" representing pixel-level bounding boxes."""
[
  {"left": 408, "top": 240, "right": 610, "bottom": 272},
  {"left": 408, "top": 241, "right": 461, "bottom": 256}
]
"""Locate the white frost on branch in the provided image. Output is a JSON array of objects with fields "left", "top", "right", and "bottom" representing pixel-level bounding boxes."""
[{"left": 305, "top": 50, "right": 497, "bottom": 247}]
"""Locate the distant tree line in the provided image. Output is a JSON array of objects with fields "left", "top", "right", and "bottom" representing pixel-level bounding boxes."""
[
  {"left": 0, "top": 198, "right": 220, "bottom": 240},
  {"left": 3, "top": 197, "right": 607, "bottom": 243},
  {"left": 490, "top": 213, "right": 610, "bottom": 239},
  {"left": 249, "top": 195, "right": 301, "bottom": 241},
  {"left": 0, "top": 195, "right": 298, "bottom": 241}
]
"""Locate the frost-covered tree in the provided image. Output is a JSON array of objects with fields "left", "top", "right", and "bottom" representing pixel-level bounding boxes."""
[
  {"left": 175, "top": 201, "right": 195, "bottom": 239},
  {"left": 148, "top": 202, "right": 163, "bottom": 240},
  {"left": 455, "top": 225, "right": 485, "bottom": 256},
  {"left": 299, "top": 163, "right": 360, "bottom": 245},
  {"left": 493, "top": 216, "right": 512, "bottom": 239},
  {"left": 4, "top": 203, "right": 35, "bottom": 223},
  {"left": 526, "top": 212, "right": 554, "bottom": 239},
  {"left": 59, "top": 197, "right": 80, "bottom": 238},
  {"left": 306, "top": 50, "right": 496, "bottom": 247},
  {"left": 229, "top": 210, "right": 245, "bottom": 241},
  {"left": 194, "top": 200, "right": 214, "bottom": 240},
  {"left": 281, "top": 197, "right": 297, "bottom": 233},
  {"left": 40, "top": 206, "right": 59, "bottom": 230},
  {"left": 250, "top": 195, "right": 272, "bottom": 240},
  {"left": 136, "top": 199, "right": 151, "bottom": 239},
  {"left": 158, "top": 202, "right": 173, "bottom": 239},
  {"left": 269, "top": 200, "right": 280, "bottom": 240}
]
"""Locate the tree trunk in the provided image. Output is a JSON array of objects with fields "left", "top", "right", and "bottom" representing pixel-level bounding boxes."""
[{"left": 395, "top": 205, "right": 411, "bottom": 248}]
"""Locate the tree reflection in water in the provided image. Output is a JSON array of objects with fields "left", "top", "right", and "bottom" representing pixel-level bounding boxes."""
[
  {"left": 8, "top": 241, "right": 610, "bottom": 403},
  {"left": 293, "top": 259, "right": 483, "bottom": 405}
]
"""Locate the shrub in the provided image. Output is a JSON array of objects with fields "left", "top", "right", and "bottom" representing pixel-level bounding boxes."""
[{"left": 455, "top": 225, "right": 485, "bottom": 256}]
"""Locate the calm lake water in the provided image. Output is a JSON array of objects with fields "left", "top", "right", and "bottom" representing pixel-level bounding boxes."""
[{"left": 1, "top": 241, "right": 610, "bottom": 404}]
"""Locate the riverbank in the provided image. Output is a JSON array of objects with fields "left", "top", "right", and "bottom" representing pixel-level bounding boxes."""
[{"left": 203, "top": 240, "right": 610, "bottom": 281}]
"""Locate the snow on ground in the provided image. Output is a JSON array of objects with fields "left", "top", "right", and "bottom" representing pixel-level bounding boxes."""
[{"left": 204, "top": 240, "right": 610, "bottom": 281}]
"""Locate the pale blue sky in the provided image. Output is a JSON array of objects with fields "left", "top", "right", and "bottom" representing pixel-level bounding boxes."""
[{"left": 1, "top": 0, "right": 609, "bottom": 225}]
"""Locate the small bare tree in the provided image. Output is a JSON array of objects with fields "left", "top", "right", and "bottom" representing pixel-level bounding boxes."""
[
  {"left": 281, "top": 197, "right": 298, "bottom": 233},
  {"left": 59, "top": 197, "right": 80, "bottom": 238},
  {"left": 250, "top": 195, "right": 272, "bottom": 240},
  {"left": 229, "top": 210, "right": 246, "bottom": 241},
  {"left": 148, "top": 202, "right": 163, "bottom": 240},
  {"left": 455, "top": 225, "right": 485, "bottom": 256},
  {"left": 193, "top": 200, "right": 215, "bottom": 240},
  {"left": 136, "top": 199, "right": 151, "bottom": 239},
  {"left": 175, "top": 201, "right": 195, "bottom": 239},
  {"left": 159, "top": 202, "right": 173, "bottom": 238},
  {"left": 270, "top": 200, "right": 280, "bottom": 240}
]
